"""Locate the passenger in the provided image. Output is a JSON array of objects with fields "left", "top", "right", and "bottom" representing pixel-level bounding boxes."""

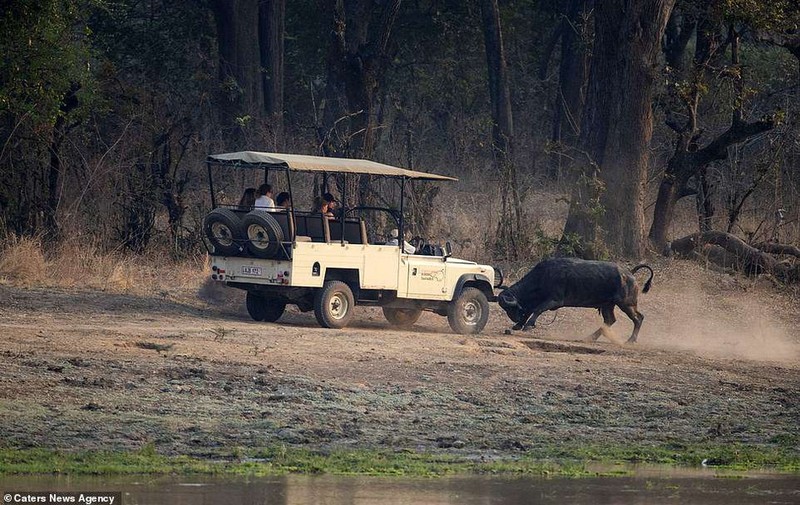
[
  {"left": 238, "top": 187, "right": 256, "bottom": 210},
  {"left": 313, "top": 193, "right": 335, "bottom": 218},
  {"left": 255, "top": 183, "right": 275, "bottom": 210},
  {"left": 322, "top": 192, "right": 337, "bottom": 215},
  {"left": 387, "top": 228, "right": 416, "bottom": 254},
  {"left": 312, "top": 195, "right": 324, "bottom": 213},
  {"left": 275, "top": 192, "right": 291, "bottom": 209}
]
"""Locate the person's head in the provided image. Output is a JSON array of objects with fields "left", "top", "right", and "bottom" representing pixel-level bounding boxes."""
[
  {"left": 390, "top": 228, "right": 399, "bottom": 239},
  {"left": 239, "top": 187, "right": 256, "bottom": 208},
  {"left": 258, "top": 183, "right": 273, "bottom": 197},
  {"left": 322, "top": 192, "right": 337, "bottom": 210},
  {"left": 276, "top": 192, "right": 291, "bottom": 208},
  {"left": 312, "top": 195, "right": 326, "bottom": 213}
]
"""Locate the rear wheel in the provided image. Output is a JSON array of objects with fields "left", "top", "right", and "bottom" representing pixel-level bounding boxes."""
[
  {"left": 382, "top": 307, "right": 422, "bottom": 328},
  {"left": 447, "top": 287, "right": 489, "bottom": 335},
  {"left": 314, "top": 281, "right": 355, "bottom": 329},
  {"left": 246, "top": 292, "right": 286, "bottom": 322}
]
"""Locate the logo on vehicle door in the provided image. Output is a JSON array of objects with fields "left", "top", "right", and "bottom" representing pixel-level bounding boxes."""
[{"left": 420, "top": 268, "right": 444, "bottom": 281}]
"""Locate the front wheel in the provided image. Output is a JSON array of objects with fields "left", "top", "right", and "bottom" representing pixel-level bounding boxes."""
[
  {"left": 314, "top": 281, "right": 356, "bottom": 329},
  {"left": 383, "top": 307, "right": 422, "bottom": 328},
  {"left": 447, "top": 287, "right": 489, "bottom": 335}
]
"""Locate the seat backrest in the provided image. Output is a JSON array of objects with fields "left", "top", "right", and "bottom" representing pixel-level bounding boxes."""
[
  {"left": 270, "top": 211, "right": 292, "bottom": 242},
  {"left": 297, "top": 213, "right": 330, "bottom": 242},
  {"left": 294, "top": 214, "right": 307, "bottom": 237},
  {"left": 329, "top": 219, "right": 366, "bottom": 244}
]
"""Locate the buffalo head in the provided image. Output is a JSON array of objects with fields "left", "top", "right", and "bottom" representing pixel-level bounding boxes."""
[{"left": 498, "top": 289, "right": 525, "bottom": 324}]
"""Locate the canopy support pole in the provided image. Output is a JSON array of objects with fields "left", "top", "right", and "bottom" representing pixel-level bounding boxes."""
[
  {"left": 285, "top": 165, "right": 296, "bottom": 243},
  {"left": 340, "top": 174, "right": 346, "bottom": 245},
  {"left": 207, "top": 160, "right": 217, "bottom": 209},
  {"left": 398, "top": 177, "right": 406, "bottom": 252}
]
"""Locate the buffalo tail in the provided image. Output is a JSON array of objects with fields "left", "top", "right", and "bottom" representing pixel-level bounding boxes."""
[{"left": 631, "top": 264, "right": 654, "bottom": 293}]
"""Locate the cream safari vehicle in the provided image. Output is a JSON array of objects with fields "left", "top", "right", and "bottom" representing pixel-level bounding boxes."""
[{"left": 203, "top": 152, "right": 501, "bottom": 334}]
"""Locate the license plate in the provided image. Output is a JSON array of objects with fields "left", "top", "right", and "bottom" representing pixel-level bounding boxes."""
[{"left": 241, "top": 266, "right": 263, "bottom": 276}]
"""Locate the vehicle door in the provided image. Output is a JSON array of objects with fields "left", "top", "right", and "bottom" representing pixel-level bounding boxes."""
[{"left": 404, "top": 254, "right": 448, "bottom": 300}]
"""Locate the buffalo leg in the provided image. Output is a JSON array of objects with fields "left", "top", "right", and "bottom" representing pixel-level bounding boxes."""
[
  {"left": 585, "top": 305, "right": 616, "bottom": 342},
  {"left": 619, "top": 304, "right": 644, "bottom": 343},
  {"left": 522, "top": 300, "right": 561, "bottom": 331}
]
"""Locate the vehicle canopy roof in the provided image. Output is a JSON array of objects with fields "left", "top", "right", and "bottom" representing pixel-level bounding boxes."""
[{"left": 207, "top": 151, "right": 457, "bottom": 182}]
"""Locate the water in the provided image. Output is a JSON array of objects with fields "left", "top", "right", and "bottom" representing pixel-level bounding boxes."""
[{"left": 2, "top": 468, "right": 798, "bottom": 505}]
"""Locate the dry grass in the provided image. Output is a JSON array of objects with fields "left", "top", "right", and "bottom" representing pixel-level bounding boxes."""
[
  {"left": 0, "top": 233, "right": 207, "bottom": 295},
  {"left": 431, "top": 184, "right": 570, "bottom": 264},
  {"left": 0, "top": 234, "right": 48, "bottom": 286}
]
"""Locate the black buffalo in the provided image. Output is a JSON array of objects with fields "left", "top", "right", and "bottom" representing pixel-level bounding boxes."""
[{"left": 497, "top": 258, "right": 654, "bottom": 343}]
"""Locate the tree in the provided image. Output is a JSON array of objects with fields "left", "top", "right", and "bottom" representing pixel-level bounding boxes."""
[
  {"left": 0, "top": 0, "right": 94, "bottom": 237},
  {"left": 663, "top": 1, "right": 699, "bottom": 73},
  {"left": 210, "top": 0, "right": 264, "bottom": 129},
  {"left": 318, "top": 0, "right": 402, "bottom": 160},
  {"left": 647, "top": 0, "right": 794, "bottom": 251},
  {"left": 563, "top": 0, "right": 675, "bottom": 258},
  {"left": 316, "top": 0, "right": 402, "bottom": 208},
  {"left": 479, "top": 0, "right": 520, "bottom": 259},
  {"left": 538, "top": 0, "right": 593, "bottom": 180},
  {"left": 259, "top": 0, "right": 285, "bottom": 146},
  {"left": 90, "top": 0, "right": 215, "bottom": 252}
]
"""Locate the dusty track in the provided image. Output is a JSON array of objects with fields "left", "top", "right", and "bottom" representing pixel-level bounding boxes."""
[{"left": 0, "top": 260, "right": 798, "bottom": 459}]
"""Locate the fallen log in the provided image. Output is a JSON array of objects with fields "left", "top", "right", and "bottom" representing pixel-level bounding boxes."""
[
  {"left": 668, "top": 231, "right": 799, "bottom": 283},
  {"left": 754, "top": 242, "right": 800, "bottom": 258}
]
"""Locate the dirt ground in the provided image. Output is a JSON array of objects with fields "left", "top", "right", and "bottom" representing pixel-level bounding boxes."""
[{"left": 0, "top": 259, "right": 798, "bottom": 460}]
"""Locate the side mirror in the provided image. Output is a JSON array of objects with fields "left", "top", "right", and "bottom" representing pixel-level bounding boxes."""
[{"left": 443, "top": 241, "right": 453, "bottom": 259}]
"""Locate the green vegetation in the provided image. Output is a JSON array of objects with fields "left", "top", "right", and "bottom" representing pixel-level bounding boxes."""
[
  {"left": 543, "top": 442, "right": 800, "bottom": 473},
  {"left": 1, "top": 442, "right": 797, "bottom": 477}
]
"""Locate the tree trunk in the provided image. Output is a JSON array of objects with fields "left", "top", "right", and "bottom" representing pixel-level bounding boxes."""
[
  {"left": 549, "top": 0, "right": 592, "bottom": 180},
  {"left": 649, "top": 174, "right": 681, "bottom": 252},
  {"left": 663, "top": 5, "right": 696, "bottom": 72},
  {"left": 259, "top": 0, "right": 285, "bottom": 147},
  {"left": 211, "top": 0, "right": 263, "bottom": 127},
  {"left": 317, "top": 0, "right": 401, "bottom": 208},
  {"left": 480, "top": 0, "right": 519, "bottom": 259},
  {"left": 649, "top": 116, "right": 776, "bottom": 250},
  {"left": 755, "top": 242, "right": 800, "bottom": 258},
  {"left": 563, "top": 0, "right": 675, "bottom": 258},
  {"left": 45, "top": 84, "right": 80, "bottom": 239},
  {"left": 319, "top": 0, "right": 401, "bottom": 161},
  {"left": 696, "top": 166, "right": 714, "bottom": 232}
]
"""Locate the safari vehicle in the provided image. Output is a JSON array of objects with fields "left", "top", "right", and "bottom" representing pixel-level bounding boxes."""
[{"left": 203, "top": 152, "right": 501, "bottom": 334}]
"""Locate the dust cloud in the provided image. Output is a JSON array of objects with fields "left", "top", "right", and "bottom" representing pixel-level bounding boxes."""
[
  {"left": 611, "top": 260, "right": 799, "bottom": 363},
  {"left": 644, "top": 280, "right": 800, "bottom": 364}
]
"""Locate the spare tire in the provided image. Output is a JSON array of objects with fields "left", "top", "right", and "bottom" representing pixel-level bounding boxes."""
[
  {"left": 203, "top": 208, "right": 244, "bottom": 256},
  {"left": 242, "top": 211, "right": 284, "bottom": 259}
]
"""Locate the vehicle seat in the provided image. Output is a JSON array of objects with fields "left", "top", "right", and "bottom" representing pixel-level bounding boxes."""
[{"left": 329, "top": 218, "right": 366, "bottom": 244}]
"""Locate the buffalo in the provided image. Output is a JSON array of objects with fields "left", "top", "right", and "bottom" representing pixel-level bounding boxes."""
[{"left": 498, "top": 258, "right": 654, "bottom": 343}]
